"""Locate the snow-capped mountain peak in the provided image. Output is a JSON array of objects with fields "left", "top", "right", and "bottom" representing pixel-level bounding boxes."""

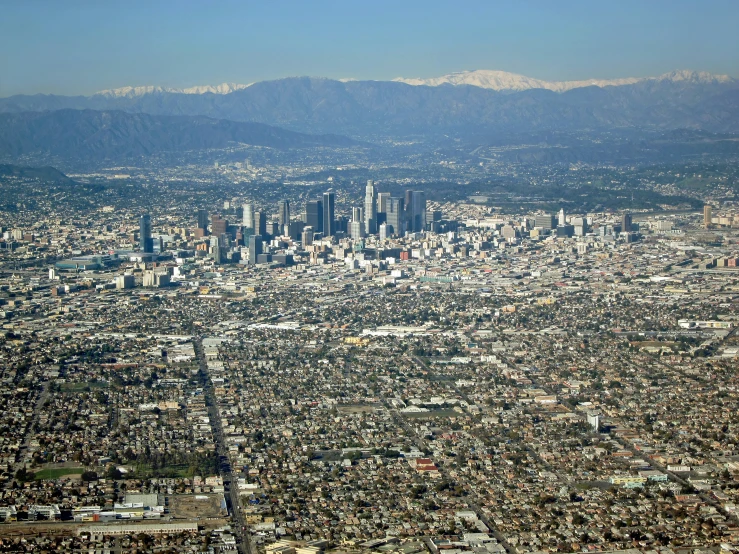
[
  {"left": 654, "top": 70, "right": 734, "bottom": 84},
  {"left": 393, "top": 69, "right": 735, "bottom": 92},
  {"left": 94, "top": 82, "right": 252, "bottom": 98}
]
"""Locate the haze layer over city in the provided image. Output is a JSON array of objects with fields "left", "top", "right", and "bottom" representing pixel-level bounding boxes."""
[{"left": 1, "top": 2, "right": 739, "bottom": 553}]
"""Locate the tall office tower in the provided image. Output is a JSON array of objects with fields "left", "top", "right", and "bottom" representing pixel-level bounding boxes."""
[
  {"left": 287, "top": 221, "right": 304, "bottom": 241},
  {"left": 305, "top": 200, "right": 323, "bottom": 234},
  {"left": 386, "top": 197, "right": 405, "bottom": 236},
  {"left": 255, "top": 211, "right": 267, "bottom": 237},
  {"left": 211, "top": 215, "right": 228, "bottom": 238},
  {"left": 266, "top": 221, "right": 280, "bottom": 238},
  {"left": 364, "top": 180, "right": 377, "bottom": 235},
  {"left": 302, "top": 226, "right": 314, "bottom": 246},
  {"left": 197, "top": 209, "right": 209, "bottom": 232},
  {"left": 243, "top": 203, "right": 254, "bottom": 230},
  {"left": 278, "top": 200, "right": 290, "bottom": 229},
  {"left": 248, "top": 235, "right": 263, "bottom": 265},
  {"left": 350, "top": 207, "right": 364, "bottom": 239},
  {"left": 558, "top": 208, "right": 566, "bottom": 226},
  {"left": 335, "top": 215, "right": 348, "bottom": 234},
  {"left": 704, "top": 205, "right": 712, "bottom": 228},
  {"left": 139, "top": 214, "right": 153, "bottom": 253},
  {"left": 622, "top": 212, "right": 633, "bottom": 233},
  {"left": 379, "top": 223, "right": 388, "bottom": 241},
  {"left": 404, "top": 190, "right": 414, "bottom": 213},
  {"left": 404, "top": 190, "right": 427, "bottom": 233},
  {"left": 376, "top": 192, "right": 391, "bottom": 226},
  {"left": 322, "top": 192, "right": 335, "bottom": 237},
  {"left": 535, "top": 214, "right": 556, "bottom": 230},
  {"left": 210, "top": 235, "right": 224, "bottom": 264},
  {"left": 350, "top": 220, "right": 364, "bottom": 239},
  {"left": 412, "top": 190, "right": 426, "bottom": 232}
]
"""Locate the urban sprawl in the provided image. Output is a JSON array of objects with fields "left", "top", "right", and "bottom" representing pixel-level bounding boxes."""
[{"left": 2, "top": 173, "right": 739, "bottom": 554}]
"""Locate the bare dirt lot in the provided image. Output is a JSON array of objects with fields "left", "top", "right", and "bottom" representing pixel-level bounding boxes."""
[{"left": 169, "top": 493, "right": 228, "bottom": 520}]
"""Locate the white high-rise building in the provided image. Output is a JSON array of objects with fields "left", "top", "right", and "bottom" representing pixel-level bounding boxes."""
[
  {"left": 350, "top": 220, "right": 364, "bottom": 239},
  {"left": 558, "top": 208, "right": 566, "bottom": 226},
  {"left": 243, "top": 203, "right": 254, "bottom": 230},
  {"left": 587, "top": 412, "right": 600, "bottom": 432},
  {"left": 364, "top": 180, "right": 377, "bottom": 235}
]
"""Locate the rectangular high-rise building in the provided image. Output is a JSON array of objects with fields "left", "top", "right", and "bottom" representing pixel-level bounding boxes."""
[
  {"left": 305, "top": 200, "right": 323, "bottom": 234},
  {"left": 377, "top": 192, "right": 391, "bottom": 214},
  {"left": 364, "top": 180, "right": 377, "bottom": 235},
  {"left": 197, "top": 209, "right": 209, "bottom": 232},
  {"left": 248, "top": 235, "right": 263, "bottom": 265},
  {"left": 243, "top": 203, "right": 254, "bottom": 230},
  {"left": 278, "top": 200, "right": 290, "bottom": 229},
  {"left": 322, "top": 192, "right": 335, "bottom": 237},
  {"left": 535, "top": 214, "right": 556, "bottom": 230},
  {"left": 211, "top": 215, "right": 227, "bottom": 238},
  {"left": 386, "top": 197, "right": 405, "bottom": 237},
  {"left": 255, "top": 211, "right": 267, "bottom": 237},
  {"left": 405, "top": 190, "right": 426, "bottom": 233},
  {"left": 302, "top": 226, "right": 314, "bottom": 246},
  {"left": 139, "top": 214, "right": 153, "bottom": 253},
  {"left": 704, "top": 205, "right": 712, "bottom": 228},
  {"left": 377, "top": 192, "right": 391, "bottom": 227},
  {"left": 350, "top": 220, "right": 364, "bottom": 239},
  {"left": 350, "top": 207, "right": 364, "bottom": 239},
  {"left": 622, "top": 212, "right": 633, "bottom": 233}
]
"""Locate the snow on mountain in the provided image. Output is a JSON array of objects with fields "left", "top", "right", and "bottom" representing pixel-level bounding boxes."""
[
  {"left": 653, "top": 70, "right": 734, "bottom": 84},
  {"left": 90, "top": 71, "right": 736, "bottom": 99},
  {"left": 94, "top": 82, "right": 252, "bottom": 98},
  {"left": 393, "top": 69, "right": 735, "bottom": 92}
]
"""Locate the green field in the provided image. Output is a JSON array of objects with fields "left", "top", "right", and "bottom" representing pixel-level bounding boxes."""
[
  {"left": 60, "top": 381, "right": 108, "bottom": 393},
  {"left": 132, "top": 463, "right": 192, "bottom": 478},
  {"left": 33, "top": 467, "right": 84, "bottom": 480}
]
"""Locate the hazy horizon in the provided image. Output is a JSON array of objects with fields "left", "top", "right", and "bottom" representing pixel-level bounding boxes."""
[{"left": 2, "top": 0, "right": 738, "bottom": 97}]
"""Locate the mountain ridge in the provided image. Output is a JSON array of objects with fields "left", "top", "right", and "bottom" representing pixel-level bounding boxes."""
[
  {"left": 94, "top": 82, "right": 253, "bottom": 98},
  {"left": 73, "top": 69, "right": 739, "bottom": 98},
  {"left": 1, "top": 72, "right": 738, "bottom": 139},
  {"left": 393, "top": 69, "right": 735, "bottom": 92},
  {"left": 0, "top": 109, "right": 356, "bottom": 162}
]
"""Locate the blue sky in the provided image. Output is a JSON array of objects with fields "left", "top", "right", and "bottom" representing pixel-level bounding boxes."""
[{"left": 1, "top": 0, "right": 737, "bottom": 96}]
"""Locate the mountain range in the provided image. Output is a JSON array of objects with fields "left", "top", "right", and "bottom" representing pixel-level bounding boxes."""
[
  {"left": 1, "top": 70, "right": 738, "bottom": 166},
  {"left": 2, "top": 70, "right": 738, "bottom": 138},
  {"left": 0, "top": 110, "right": 354, "bottom": 161}
]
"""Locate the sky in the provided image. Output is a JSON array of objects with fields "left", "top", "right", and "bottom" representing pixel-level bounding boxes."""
[{"left": 1, "top": 0, "right": 738, "bottom": 97}]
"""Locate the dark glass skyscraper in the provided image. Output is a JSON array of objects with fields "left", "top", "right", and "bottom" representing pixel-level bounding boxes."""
[
  {"left": 255, "top": 211, "right": 267, "bottom": 237},
  {"left": 139, "top": 214, "right": 153, "bottom": 253},
  {"left": 278, "top": 200, "right": 290, "bottom": 229},
  {"left": 305, "top": 200, "right": 323, "bottom": 234},
  {"left": 386, "top": 197, "right": 405, "bottom": 237},
  {"left": 622, "top": 212, "right": 633, "bottom": 232},
  {"left": 197, "top": 209, "right": 209, "bottom": 232},
  {"left": 322, "top": 192, "right": 335, "bottom": 237},
  {"left": 248, "top": 235, "right": 263, "bottom": 265},
  {"left": 405, "top": 190, "right": 427, "bottom": 233}
]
